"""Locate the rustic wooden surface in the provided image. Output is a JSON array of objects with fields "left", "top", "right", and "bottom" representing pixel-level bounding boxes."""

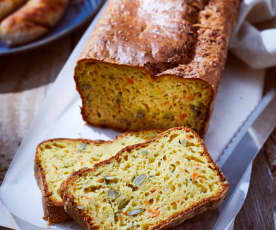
[{"left": 0, "top": 25, "right": 276, "bottom": 230}]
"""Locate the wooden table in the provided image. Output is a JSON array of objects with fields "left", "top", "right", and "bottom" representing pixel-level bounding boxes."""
[{"left": 0, "top": 25, "right": 276, "bottom": 230}]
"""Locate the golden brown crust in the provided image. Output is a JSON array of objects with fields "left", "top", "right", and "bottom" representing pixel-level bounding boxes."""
[
  {"left": 35, "top": 129, "right": 163, "bottom": 224},
  {"left": 34, "top": 145, "right": 72, "bottom": 223},
  {"left": 63, "top": 186, "right": 96, "bottom": 230},
  {"left": 62, "top": 127, "right": 230, "bottom": 230},
  {"left": 75, "top": 0, "right": 241, "bottom": 136},
  {"left": 0, "top": 0, "right": 68, "bottom": 45},
  {"left": 78, "top": 0, "right": 240, "bottom": 88}
]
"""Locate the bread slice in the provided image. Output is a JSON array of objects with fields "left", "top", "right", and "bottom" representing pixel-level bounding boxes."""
[
  {"left": 35, "top": 130, "right": 161, "bottom": 223},
  {"left": 62, "top": 127, "right": 229, "bottom": 230}
]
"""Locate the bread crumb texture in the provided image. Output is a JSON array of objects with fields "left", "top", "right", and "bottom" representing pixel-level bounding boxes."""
[
  {"left": 37, "top": 130, "right": 161, "bottom": 204},
  {"left": 76, "top": 62, "right": 212, "bottom": 134},
  {"left": 65, "top": 128, "right": 227, "bottom": 230}
]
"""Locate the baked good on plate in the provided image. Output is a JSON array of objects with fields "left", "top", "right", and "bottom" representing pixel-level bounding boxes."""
[
  {"left": 0, "top": 0, "right": 25, "bottom": 20},
  {"left": 62, "top": 127, "right": 229, "bottom": 230},
  {"left": 74, "top": 0, "right": 241, "bottom": 136},
  {"left": 0, "top": 0, "right": 68, "bottom": 45},
  {"left": 35, "top": 130, "right": 161, "bottom": 223}
]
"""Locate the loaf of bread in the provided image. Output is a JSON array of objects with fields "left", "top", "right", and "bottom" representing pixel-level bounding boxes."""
[
  {"left": 62, "top": 127, "right": 229, "bottom": 230},
  {"left": 35, "top": 130, "right": 161, "bottom": 223},
  {"left": 74, "top": 0, "right": 240, "bottom": 136}
]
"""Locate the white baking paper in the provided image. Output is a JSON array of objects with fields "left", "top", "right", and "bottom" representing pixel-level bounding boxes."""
[{"left": 0, "top": 1, "right": 265, "bottom": 230}]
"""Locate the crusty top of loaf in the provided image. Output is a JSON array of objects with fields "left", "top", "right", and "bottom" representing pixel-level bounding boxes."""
[{"left": 78, "top": 0, "right": 240, "bottom": 91}]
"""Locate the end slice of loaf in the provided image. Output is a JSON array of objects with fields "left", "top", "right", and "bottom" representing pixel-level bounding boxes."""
[
  {"left": 62, "top": 127, "right": 229, "bottom": 230},
  {"left": 35, "top": 130, "right": 161, "bottom": 223}
]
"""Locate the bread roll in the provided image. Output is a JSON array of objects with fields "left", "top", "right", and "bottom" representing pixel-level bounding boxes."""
[{"left": 0, "top": 0, "right": 68, "bottom": 45}]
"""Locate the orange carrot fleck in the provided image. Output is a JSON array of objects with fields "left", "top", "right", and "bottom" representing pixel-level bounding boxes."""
[
  {"left": 147, "top": 208, "right": 153, "bottom": 213},
  {"left": 183, "top": 93, "right": 195, "bottom": 100},
  {"left": 144, "top": 200, "right": 150, "bottom": 205},
  {"left": 186, "top": 135, "right": 192, "bottom": 140},
  {"left": 192, "top": 172, "right": 199, "bottom": 180},
  {"left": 97, "top": 178, "right": 104, "bottom": 183},
  {"left": 180, "top": 114, "right": 186, "bottom": 120},
  {"left": 150, "top": 188, "right": 156, "bottom": 193},
  {"left": 152, "top": 208, "right": 160, "bottom": 218},
  {"left": 199, "top": 178, "right": 204, "bottom": 183},
  {"left": 127, "top": 78, "right": 134, "bottom": 84}
]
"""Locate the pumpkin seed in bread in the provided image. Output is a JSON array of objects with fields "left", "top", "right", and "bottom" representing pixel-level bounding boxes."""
[
  {"left": 35, "top": 130, "right": 161, "bottom": 223},
  {"left": 62, "top": 127, "right": 229, "bottom": 230}
]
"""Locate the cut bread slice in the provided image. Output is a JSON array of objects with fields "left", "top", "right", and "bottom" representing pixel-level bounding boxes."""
[
  {"left": 62, "top": 127, "right": 229, "bottom": 230},
  {"left": 35, "top": 130, "right": 161, "bottom": 223}
]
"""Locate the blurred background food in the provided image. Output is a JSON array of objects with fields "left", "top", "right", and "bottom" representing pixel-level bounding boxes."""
[
  {"left": 0, "top": 0, "right": 69, "bottom": 46},
  {"left": 0, "top": 0, "right": 103, "bottom": 55}
]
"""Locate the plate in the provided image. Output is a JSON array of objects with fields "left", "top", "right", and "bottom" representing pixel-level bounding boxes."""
[{"left": 0, "top": 0, "right": 103, "bottom": 56}]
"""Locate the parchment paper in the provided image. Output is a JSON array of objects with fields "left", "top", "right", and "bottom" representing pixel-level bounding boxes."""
[{"left": 0, "top": 1, "right": 264, "bottom": 230}]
